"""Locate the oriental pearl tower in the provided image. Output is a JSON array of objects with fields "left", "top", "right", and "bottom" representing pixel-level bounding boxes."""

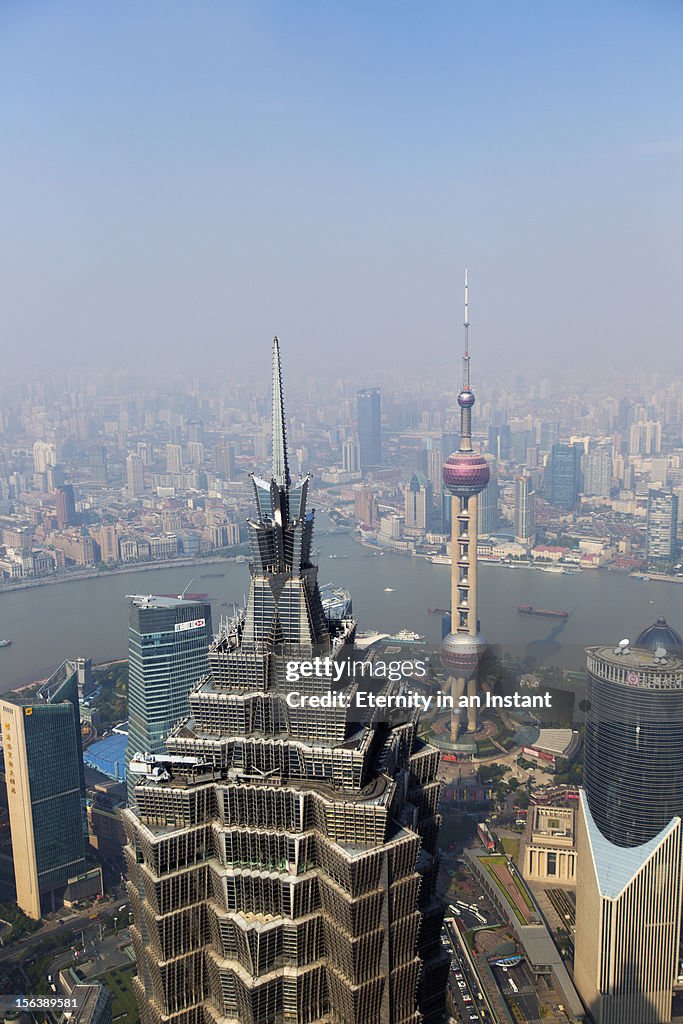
[{"left": 441, "top": 270, "right": 489, "bottom": 739}]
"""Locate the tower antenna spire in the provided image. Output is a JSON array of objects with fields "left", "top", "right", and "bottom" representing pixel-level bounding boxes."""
[
  {"left": 271, "top": 336, "right": 290, "bottom": 489},
  {"left": 463, "top": 267, "right": 470, "bottom": 390}
]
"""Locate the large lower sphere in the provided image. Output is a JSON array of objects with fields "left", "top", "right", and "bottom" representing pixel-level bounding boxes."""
[
  {"left": 441, "top": 631, "right": 488, "bottom": 678},
  {"left": 443, "top": 451, "right": 490, "bottom": 497}
]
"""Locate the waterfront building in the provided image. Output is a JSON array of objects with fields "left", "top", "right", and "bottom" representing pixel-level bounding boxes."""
[
  {"left": 126, "top": 594, "right": 212, "bottom": 800},
  {"left": 514, "top": 473, "right": 536, "bottom": 546},
  {"left": 404, "top": 471, "right": 432, "bottom": 531},
  {"left": 357, "top": 386, "right": 381, "bottom": 470},
  {"left": 548, "top": 443, "right": 581, "bottom": 510},
  {"left": 646, "top": 489, "right": 678, "bottom": 568},
  {"left": 353, "top": 481, "right": 378, "bottom": 528},
  {"left": 575, "top": 620, "right": 683, "bottom": 1022},
  {"left": 441, "top": 272, "right": 489, "bottom": 738},
  {"left": 0, "top": 661, "right": 91, "bottom": 919},
  {"left": 124, "top": 339, "right": 448, "bottom": 1024}
]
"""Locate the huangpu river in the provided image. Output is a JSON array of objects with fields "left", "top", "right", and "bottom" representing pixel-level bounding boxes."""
[{"left": 1, "top": 519, "right": 682, "bottom": 688}]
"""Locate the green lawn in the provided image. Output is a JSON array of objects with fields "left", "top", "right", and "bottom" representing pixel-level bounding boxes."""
[{"left": 95, "top": 963, "right": 139, "bottom": 1023}]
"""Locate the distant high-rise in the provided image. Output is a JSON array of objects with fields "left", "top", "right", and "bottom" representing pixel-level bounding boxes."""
[
  {"left": 126, "top": 595, "right": 212, "bottom": 800},
  {"left": 33, "top": 440, "right": 57, "bottom": 474},
  {"left": 88, "top": 446, "right": 108, "bottom": 484},
  {"left": 126, "top": 453, "right": 145, "bottom": 497},
  {"left": 99, "top": 524, "right": 118, "bottom": 562},
  {"left": 55, "top": 483, "right": 77, "bottom": 528},
  {"left": 166, "top": 442, "right": 183, "bottom": 475},
  {"left": 575, "top": 621, "right": 683, "bottom": 1023},
  {"left": 357, "top": 386, "right": 381, "bottom": 470},
  {"left": 514, "top": 473, "right": 536, "bottom": 545},
  {"left": 646, "top": 489, "right": 678, "bottom": 567},
  {"left": 0, "top": 662, "right": 89, "bottom": 918},
  {"left": 477, "top": 454, "right": 499, "bottom": 536},
  {"left": 548, "top": 442, "right": 581, "bottom": 510},
  {"left": 581, "top": 448, "right": 613, "bottom": 498},
  {"left": 124, "top": 340, "right": 448, "bottom": 1024},
  {"left": 629, "top": 419, "right": 662, "bottom": 456},
  {"left": 404, "top": 471, "right": 432, "bottom": 531},
  {"left": 353, "top": 481, "right": 378, "bottom": 527},
  {"left": 187, "top": 440, "right": 204, "bottom": 465},
  {"left": 214, "top": 441, "right": 236, "bottom": 480},
  {"left": 487, "top": 423, "right": 510, "bottom": 461},
  {"left": 341, "top": 437, "right": 361, "bottom": 474}
]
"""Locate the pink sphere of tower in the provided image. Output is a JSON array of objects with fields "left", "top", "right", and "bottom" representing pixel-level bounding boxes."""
[
  {"left": 441, "top": 631, "right": 488, "bottom": 678},
  {"left": 442, "top": 451, "right": 490, "bottom": 498}
]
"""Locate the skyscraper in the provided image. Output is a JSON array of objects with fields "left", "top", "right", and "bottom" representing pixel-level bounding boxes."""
[
  {"left": 581, "top": 448, "right": 613, "bottom": 498},
  {"left": 341, "top": 437, "right": 361, "bottom": 474},
  {"left": 126, "top": 595, "right": 212, "bottom": 799},
  {"left": 124, "top": 339, "right": 448, "bottom": 1024},
  {"left": 55, "top": 483, "right": 77, "bottom": 528},
  {"left": 357, "top": 386, "right": 381, "bottom": 470},
  {"left": 575, "top": 619, "right": 683, "bottom": 1023},
  {"left": 166, "top": 443, "right": 183, "bottom": 475},
  {"left": 404, "top": 471, "right": 432, "bottom": 531},
  {"left": 126, "top": 453, "right": 145, "bottom": 497},
  {"left": 514, "top": 473, "right": 536, "bottom": 546},
  {"left": 646, "top": 489, "right": 678, "bottom": 568},
  {"left": 0, "top": 662, "right": 89, "bottom": 918},
  {"left": 214, "top": 442, "right": 236, "bottom": 481},
  {"left": 548, "top": 442, "right": 581, "bottom": 510},
  {"left": 442, "top": 272, "right": 489, "bottom": 738},
  {"left": 477, "top": 454, "right": 498, "bottom": 536}
]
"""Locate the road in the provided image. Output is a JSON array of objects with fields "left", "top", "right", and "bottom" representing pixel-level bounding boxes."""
[{"left": 0, "top": 894, "right": 128, "bottom": 964}]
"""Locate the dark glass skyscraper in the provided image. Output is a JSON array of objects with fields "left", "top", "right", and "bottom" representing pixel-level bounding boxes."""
[
  {"left": 124, "top": 340, "right": 447, "bottom": 1024},
  {"left": 126, "top": 595, "right": 212, "bottom": 798},
  {"left": 583, "top": 618, "right": 683, "bottom": 848},
  {"left": 575, "top": 619, "right": 683, "bottom": 1023},
  {"left": 357, "top": 386, "right": 381, "bottom": 470},
  {"left": 548, "top": 442, "right": 581, "bottom": 510},
  {"left": 0, "top": 661, "right": 88, "bottom": 918}
]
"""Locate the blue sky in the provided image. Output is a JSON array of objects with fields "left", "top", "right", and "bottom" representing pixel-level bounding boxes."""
[{"left": 1, "top": 1, "right": 682, "bottom": 379}]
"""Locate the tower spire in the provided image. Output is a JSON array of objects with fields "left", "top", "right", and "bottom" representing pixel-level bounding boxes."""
[
  {"left": 458, "top": 268, "right": 475, "bottom": 452},
  {"left": 271, "top": 336, "right": 290, "bottom": 489}
]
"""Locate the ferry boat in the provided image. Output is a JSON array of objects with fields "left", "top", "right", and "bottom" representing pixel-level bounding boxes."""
[
  {"left": 430, "top": 554, "right": 451, "bottom": 565},
  {"left": 517, "top": 605, "right": 568, "bottom": 619},
  {"left": 385, "top": 629, "right": 425, "bottom": 645},
  {"left": 0, "top": 640, "right": 12, "bottom": 648}
]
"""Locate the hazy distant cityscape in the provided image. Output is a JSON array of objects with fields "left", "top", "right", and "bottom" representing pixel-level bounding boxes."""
[{"left": 0, "top": 361, "right": 681, "bottom": 590}]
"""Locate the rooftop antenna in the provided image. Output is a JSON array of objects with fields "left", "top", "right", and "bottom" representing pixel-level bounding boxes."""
[{"left": 178, "top": 578, "right": 194, "bottom": 600}]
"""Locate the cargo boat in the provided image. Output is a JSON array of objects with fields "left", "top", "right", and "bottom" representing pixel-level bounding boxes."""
[
  {"left": 517, "top": 605, "right": 568, "bottom": 619},
  {"left": 428, "top": 607, "right": 449, "bottom": 615}
]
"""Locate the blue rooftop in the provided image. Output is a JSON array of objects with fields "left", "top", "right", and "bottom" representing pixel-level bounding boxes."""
[{"left": 84, "top": 733, "right": 128, "bottom": 783}]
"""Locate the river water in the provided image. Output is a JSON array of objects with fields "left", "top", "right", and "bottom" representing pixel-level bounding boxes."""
[{"left": 1, "top": 521, "right": 682, "bottom": 687}]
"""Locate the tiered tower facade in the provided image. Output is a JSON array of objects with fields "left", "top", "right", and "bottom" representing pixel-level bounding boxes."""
[
  {"left": 124, "top": 339, "right": 448, "bottom": 1024},
  {"left": 441, "top": 272, "right": 489, "bottom": 738}
]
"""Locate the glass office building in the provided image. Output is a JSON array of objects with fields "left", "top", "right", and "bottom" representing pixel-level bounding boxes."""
[
  {"left": 0, "top": 661, "right": 88, "bottom": 918},
  {"left": 126, "top": 594, "right": 212, "bottom": 798}
]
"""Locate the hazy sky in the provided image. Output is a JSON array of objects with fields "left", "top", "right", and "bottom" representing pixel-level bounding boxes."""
[{"left": 2, "top": 1, "right": 682, "bottom": 381}]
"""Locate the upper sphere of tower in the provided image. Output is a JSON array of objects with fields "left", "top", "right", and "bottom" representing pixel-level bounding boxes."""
[
  {"left": 457, "top": 389, "right": 475, "bottom": 408},
  {"left": 443, "top": 451, "right": 490, "bottom": 497}
]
